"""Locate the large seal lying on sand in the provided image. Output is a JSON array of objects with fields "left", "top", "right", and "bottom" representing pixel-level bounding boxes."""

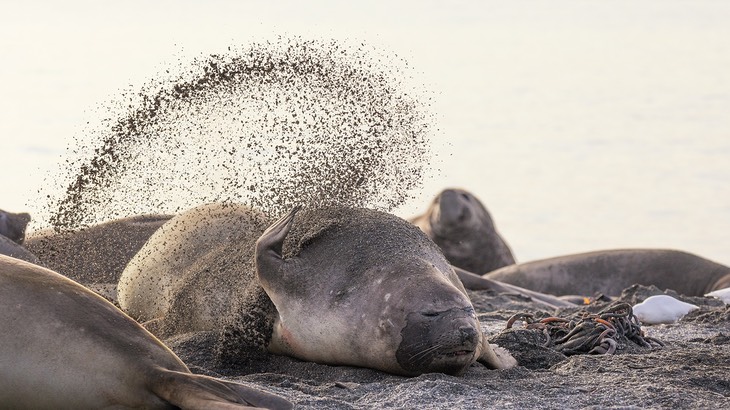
[
  {"left": 0, "top": 254, "right": 292, "bottom": 409},
  {"left": 120, "top": 203, "right": 516, "bottom": 375},
  {"left": 118, "top": 203, "right": 270, "bottom": 336},
  {"left": 0, "top": 208, "right": 31, "bottom": 244},
  {"left": 484, "top": 249, "right": 730, "bottom": 297},
  {"left": 25, "top": 214, "right": 172, "bottom": 286},
  {"left": 247, "top": 206, "right": 516, "bottom": 375},
  {"left": 411, "top": 188, "right": 515, "bottom": 273}
]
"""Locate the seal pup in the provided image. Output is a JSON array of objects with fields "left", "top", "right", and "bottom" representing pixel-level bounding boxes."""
[
  {"left": 248, "top": 206, "right": 516, "bottom": 376},
  {"left": 0, "top": 208, "right": 31, "bottom": 243},
  {"left": 410, "top": 188, "right": 515, "bottom": 274},
  {"left": 0, "top": 254, "right": 292, "bottom": 409},
  {"left": 118, "top": 203, "right": 269, "bottom": 336},
  {"left": 484, "top": 249, "right": 730, "bottom": 297},
  {"left": 25, "top": 213, "right": 173, "bottom": 287}
]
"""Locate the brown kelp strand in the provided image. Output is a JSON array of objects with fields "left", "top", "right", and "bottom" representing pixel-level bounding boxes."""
[{"left": 506, "top": 302, "right": 664, "bottom": 355}]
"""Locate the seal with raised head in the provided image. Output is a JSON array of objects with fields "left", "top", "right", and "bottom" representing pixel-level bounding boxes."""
[
  {"left": 411, "top": 188, "right": 515, "bottom": 274},
  {"left": 250, "top": 206, "right": 516, "bottom": 376},
  {"left": 483, "top": 249, "right": 730, "bottom": 297},
  {"left": 0, "top": 254, "right": 292, "bottom": 409},
  {"left": 0, "top": 208, "right": 31, "bottom": 244}
]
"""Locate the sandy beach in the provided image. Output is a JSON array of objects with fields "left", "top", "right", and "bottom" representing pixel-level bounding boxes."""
[{"left": 165, "top": 285, "right": 730, "bottom": 409}]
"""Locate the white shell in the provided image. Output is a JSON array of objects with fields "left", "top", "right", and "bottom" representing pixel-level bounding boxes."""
[
  {"left": 706, "top": 287, "right": 730, "bottom": 304},
  {"left": 632, "top": 295, "right": 699, "bottom": 325}
]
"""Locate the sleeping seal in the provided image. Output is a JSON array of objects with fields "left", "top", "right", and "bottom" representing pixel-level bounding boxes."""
[
  {"left": 121, "top": 202, "right": 516, "bottom": 375},
  {"left": 249, "top": 206, "right": 516, "bottom": 376},
  {"left": 484, "top": 249, "right": 730, "bottom": 297},
  {"left": 0, "top": 254, "right": 292, "bottom": 409},
  {"left": 411, "top": 188, "right": 515, "bottom": 273}
]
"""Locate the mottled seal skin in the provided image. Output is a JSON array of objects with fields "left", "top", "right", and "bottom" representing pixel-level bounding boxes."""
[
  {"left": 484, "top": 249, "right": 730, "bottom": 297},
  {"left": 118, "top": 203, "right": 270, "bottom": 337},
  {"left": 0, "top": 254, "right": 292, "bottom": 410},
  {"left": 411, "top": 188, "right": 515, "bottom": 274},
  {"left": 256, "top": 206, "right": 516, "bottom": 376},
  {"left": 0, "top": 234, "right": 41, "bottom": 265},
  {"left": 24, "top": 213, "right": 172, "bottom": 285},
  {"left": 0, "top": 208, "right": 31, "bottom": 244}
]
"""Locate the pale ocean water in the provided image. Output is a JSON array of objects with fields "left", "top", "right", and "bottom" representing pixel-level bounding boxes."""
[{"left": 1, "top": 1, "right": 729, "bottom": 267}]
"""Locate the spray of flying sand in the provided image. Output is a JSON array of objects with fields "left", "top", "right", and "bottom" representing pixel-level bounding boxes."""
[{"left": 43, "top": 37, "right": 435, "bottom": 230}]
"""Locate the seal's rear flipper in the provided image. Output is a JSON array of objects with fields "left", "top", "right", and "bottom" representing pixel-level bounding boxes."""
[
  {"left": 256, "top": 206, "right": 301, "bottom": 275},
  {"left": 152, "top": 370, "right": 293, "bottom": 410},
  {"left": 477, "top": 340, "right": 518, "bottom": 370}
]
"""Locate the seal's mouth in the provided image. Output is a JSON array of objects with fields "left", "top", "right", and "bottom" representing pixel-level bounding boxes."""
[{"left": 444, "top": 349, "right": 474, "bottom": 357}]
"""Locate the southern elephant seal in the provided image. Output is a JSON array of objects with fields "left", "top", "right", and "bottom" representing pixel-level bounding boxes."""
[
  {"left": 484, "top": 249, "right": 730, "bottom": 297},
  {"left": 0, "top": 234, "right": 41, "bottom": 265},
  {"left": 451, "top": 266, "right": 576, "bottom": 309},
  {"left": 0, "top": 208, "right": 31, "bottom": 244},
  {"left": 0, "top": 254, "right": 292, "bottom": 409},
  {"left": 411, "top": 188, "right": 515, "bottom": 273},
  {"left": 118, "top": 203, "right": 270, "bottom": 337},
  {"left": 224, "top": 205, "right": 517, "bottom": 376},
  {"left": 24, "top": 213, "right": 173, "bottom": 286}
]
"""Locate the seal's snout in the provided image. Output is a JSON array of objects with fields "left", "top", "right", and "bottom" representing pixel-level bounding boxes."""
[
  {"left": 396, "top": 307, "right": 482, "bottom": 376},
  {"left": 458, "top": 325, "right": 478, "bottom": 345},
  {"left": 436, "top": 189, "right": 473, "bottom": 225}
]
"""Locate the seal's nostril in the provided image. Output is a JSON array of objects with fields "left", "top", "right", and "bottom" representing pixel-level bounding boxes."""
[{"left": 458, "top": 326, "right": 478, "bottom": 343}]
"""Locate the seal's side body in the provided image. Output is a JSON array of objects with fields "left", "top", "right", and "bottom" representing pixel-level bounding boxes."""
[
  {"left": 484, "top": 249, "right": 730, "bottom": 296},
  {"left": 25, "top": 214, "right": 172, "bottom": 285},
  {"left": 118, "top": 203, "right": 269, "bottom": 336},
  {"left": 0, "top": 254, "right": 291, "bottom": 409}
]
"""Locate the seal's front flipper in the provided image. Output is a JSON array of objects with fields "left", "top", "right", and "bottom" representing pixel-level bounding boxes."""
[
  {"left": 256, "top": 206, "right": 301, "bottom": 277},
  {"left": 152, "top": 370, "right": 293, "bottom": 410},
  {"left": 477, "top": 339, "right": 518, "bottom": 370}
]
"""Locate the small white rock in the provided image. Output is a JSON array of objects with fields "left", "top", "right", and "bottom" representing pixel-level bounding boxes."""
[
  {"left": 632, "top": 295, "right": 699, "bottom": 325},
  {"left": 705, "top": 287, "right": 730, "bottom": 304}
]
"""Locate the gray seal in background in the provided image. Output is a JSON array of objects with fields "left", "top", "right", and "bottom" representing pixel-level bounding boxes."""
[
  {"left": 25, "top": 214, "right": 172, "bottom": 285},
  {"left": 484, "top": 248, "right": 730, "bottom": 297},
  {"left": 411, "top": 188, "right": 516, "bottom": 273},
  {"left": 0, "top": 208, "right": 31, "bottom": 244}
]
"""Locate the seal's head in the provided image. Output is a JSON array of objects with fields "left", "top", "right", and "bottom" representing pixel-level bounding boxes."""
[
  {"left": 0, "top": 209, "right": 31, "bottom": 244},
  {"left": 256, "top": 206, "right": 511, "bottom": 376},
  {"left": 387, "top": 260, "right": 483, "bottom": 375},
  {"left": 412, "top": 188, "right": 515, "bottom": 273}
]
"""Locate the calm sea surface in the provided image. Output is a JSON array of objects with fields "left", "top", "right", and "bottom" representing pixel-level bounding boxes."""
[{"left": 1, "top": 1, "right": 729, "bottom": 267}]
